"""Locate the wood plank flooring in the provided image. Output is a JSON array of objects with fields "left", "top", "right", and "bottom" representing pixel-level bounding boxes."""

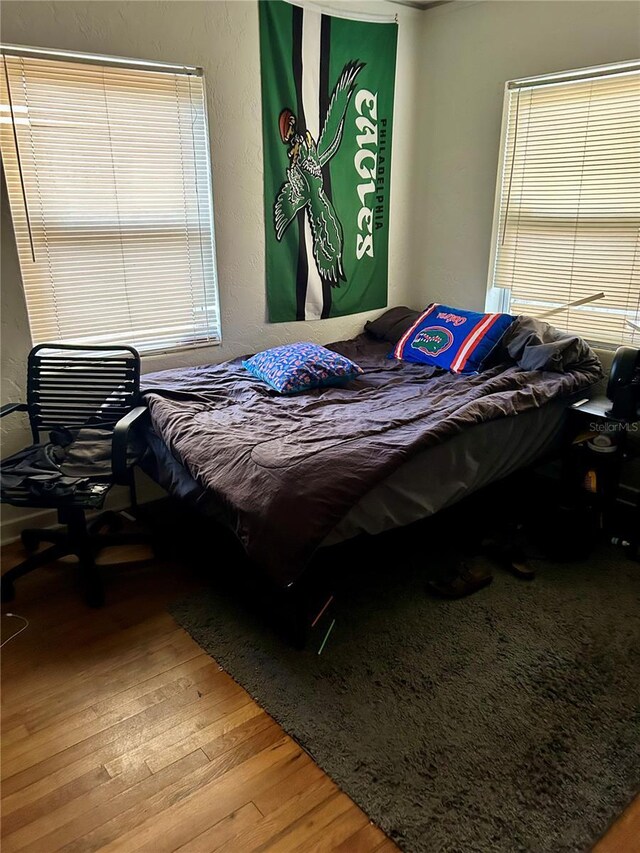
[{"left": 1, "top": 539, "right": 638, "bottom": 852}]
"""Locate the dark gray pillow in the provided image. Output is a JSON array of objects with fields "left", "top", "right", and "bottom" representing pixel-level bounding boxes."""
[{"left": 364, "top": 306, "right": 421, "bottom": 345}]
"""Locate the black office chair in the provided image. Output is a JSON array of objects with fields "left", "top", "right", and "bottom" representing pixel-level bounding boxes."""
[{"left": 1, "top": 343, "right": 148, "bottom": 607}]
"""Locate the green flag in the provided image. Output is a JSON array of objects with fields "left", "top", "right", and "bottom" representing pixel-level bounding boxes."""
[{"left": 259, "top": 0, "right": 398, "bottom": 322}]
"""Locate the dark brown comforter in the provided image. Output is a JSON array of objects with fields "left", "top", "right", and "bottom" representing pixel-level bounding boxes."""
[{"left": 141, "top": 329, "right": 601, "bottom": 586}]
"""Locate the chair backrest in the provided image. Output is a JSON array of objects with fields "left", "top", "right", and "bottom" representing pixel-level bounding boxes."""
[{"left": 26, "top": 343, "right": 141, "bottom": 443}]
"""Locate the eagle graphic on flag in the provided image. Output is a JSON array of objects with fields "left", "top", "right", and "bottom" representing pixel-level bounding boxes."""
[{"left": 274, "top": 62, "right": 364, "bottom": 286}]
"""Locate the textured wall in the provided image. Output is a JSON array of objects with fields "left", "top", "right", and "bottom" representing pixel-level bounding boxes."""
[
  {"left": 0, "top": 0, "right": 421, "bottom": 538},
  {"left": 412, "top": 0, "right": 640, "bottom": 311}
]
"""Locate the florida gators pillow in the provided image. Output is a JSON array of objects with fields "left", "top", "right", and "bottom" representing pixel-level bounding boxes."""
[{"left": 392, "top": 304, "right": 515, "bottom": 374}]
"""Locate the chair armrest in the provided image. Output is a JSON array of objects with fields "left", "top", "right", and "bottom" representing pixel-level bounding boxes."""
[
  {"left": 112, "top": 406, "right": 148, "bottom": 484},
  {"left": 1, "top": 403, "right": 28, "bottom": 418}
]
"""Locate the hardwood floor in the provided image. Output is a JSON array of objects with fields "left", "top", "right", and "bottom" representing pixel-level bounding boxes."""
[
  {"left": 1, "top": 540, "right": 391, "bottom": 853},
  {"left": 1, "top": 538, "right": 638, "bottom": 852}
]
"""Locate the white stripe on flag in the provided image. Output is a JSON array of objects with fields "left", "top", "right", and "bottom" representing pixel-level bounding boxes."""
[{"left": 301, "top": 7, "right": 324, "bottom": 321}]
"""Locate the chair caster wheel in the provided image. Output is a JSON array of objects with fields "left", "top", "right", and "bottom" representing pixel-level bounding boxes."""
[
  {"left": 21, "top": 530, "right": 40, "bottom": 553},
  {"left": 1, "top": 578, "right": 16, "bottom": 602}
]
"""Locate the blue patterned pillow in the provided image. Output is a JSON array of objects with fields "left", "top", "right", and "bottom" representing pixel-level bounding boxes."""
[{"left": 243, "top": 342, "right": 364, "bottom": 394}]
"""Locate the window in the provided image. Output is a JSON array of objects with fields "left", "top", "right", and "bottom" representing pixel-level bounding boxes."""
[
  {"left": 487, "top": 61, "right": 640, "bottom": 348},
  {"left": 0, "top": 46, "right": 220, "bottom": 354}
]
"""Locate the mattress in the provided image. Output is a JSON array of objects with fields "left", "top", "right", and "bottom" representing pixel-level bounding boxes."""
[
  {"left": 142, "top": 399, "right": 568, "bottom": 548},
  {"left": 326, "top": 399, "right": 567, "bottom": 543}
]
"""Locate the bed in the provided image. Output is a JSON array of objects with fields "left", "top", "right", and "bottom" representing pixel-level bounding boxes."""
[{"left": 140, "top": 317, "right": 602, "bottom": 588}]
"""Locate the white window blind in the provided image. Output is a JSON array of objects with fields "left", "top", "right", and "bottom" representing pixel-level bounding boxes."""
[
  {"left": 488, "top": 62, "right": 640, "bottom": 347},
  {"left": 0, "top": 47, "right": 220, "bottom": 354}
]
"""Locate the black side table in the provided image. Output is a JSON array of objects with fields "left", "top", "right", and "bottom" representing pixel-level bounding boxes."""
[{"left": 565, "top": 394, "right": 640, "bottom": 560}]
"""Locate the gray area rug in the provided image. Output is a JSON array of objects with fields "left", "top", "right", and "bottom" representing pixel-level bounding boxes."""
[{"left": 170, "top": 545, "right": 640, "bottom": 852}]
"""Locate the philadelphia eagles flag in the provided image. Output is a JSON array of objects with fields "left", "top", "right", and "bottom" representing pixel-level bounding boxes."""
[{"left": 259, "top": 0, "right": 398, "bottom": 322}]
